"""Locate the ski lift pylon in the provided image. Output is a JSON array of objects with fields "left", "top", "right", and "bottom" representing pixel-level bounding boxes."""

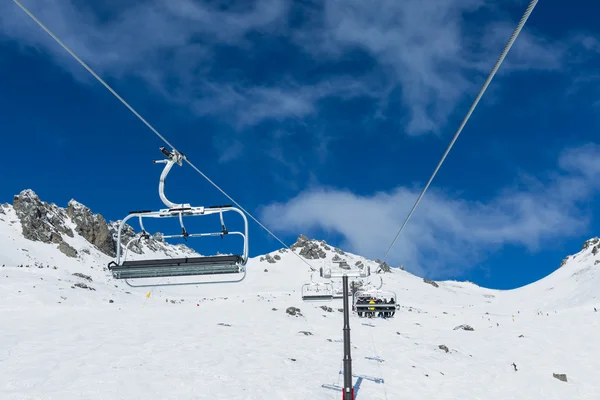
[{"left": 107, "top": 147, "right": 248, "bottom": 287}]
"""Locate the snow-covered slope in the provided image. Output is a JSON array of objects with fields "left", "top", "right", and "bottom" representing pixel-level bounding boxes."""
[{"left": 1, "top": 190, "right": 599, "bottom": 400}]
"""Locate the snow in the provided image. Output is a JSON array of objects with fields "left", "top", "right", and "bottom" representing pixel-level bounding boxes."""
[
  {"left": 67, "top": 198, "right": 87, "bottom": 211},
  {"left": 1, "top": 201, "right": 600, "bottom": 399}
]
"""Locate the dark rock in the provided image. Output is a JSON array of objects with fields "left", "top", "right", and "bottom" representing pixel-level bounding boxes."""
[
  {"left": 67, "top": 199, "right": 115, "bottom": 256},
  {"left": 13, "top": 190, "right": 73, "bottom": 243},
  {"left": 553, "top": 373, "right": 567, "bottom": 382},
  {"left": 74, "top": 282, "right": 95, "bottom": 291},
  {"left": 72, "top": 272, "right": 92, "bottom": 282},
  {"left": 374, "top": 259, "right": 391, "bottom": 273},
  {"left": 582, "top": 237, "right": 599, "bottom": 251},
  {"left": 320, "top": 305, "right": 333, "bottom": 312},
  {"left": 453, "top": 324, "right": 474, "bottom": 331},
  {"left": 333, "top": 247, "right": 345, "bottom": 255},
  {"left": 423, "top": 278, "right": 439, "bottom": 288},
  {"left": 298, "top": 331, "right": 313, "bottom": 336},
  {"left": 58, "top": 242, "right": 78, "bottom": 258},
  {"left": 291, "top": 235, "right": 310, "bottom": 249},
  {"left": 559, "top": 257, "right": 569, "bottom": 268},
  {"left": 299, "top": 242, "right": 326, "bottom": 259},
  {"left": 438, "top": 344, "right": 449, "bottom": 353},
  {"left": 286, "top": 306, "right": 301, "bottom": 316}
]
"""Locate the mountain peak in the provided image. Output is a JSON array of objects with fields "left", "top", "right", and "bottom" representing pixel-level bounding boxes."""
[
  {"left": 67, "top": 198, "right": 89, "bottom": 212},
  {"left": 3, "top": 188, "right": 199, "bottom": 264}
]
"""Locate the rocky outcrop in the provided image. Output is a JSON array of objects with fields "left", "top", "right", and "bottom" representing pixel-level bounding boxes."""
[
  {"left": 10, "top": 189, "right": 197, "bottom": 261},
  {"left": 13, "top": 190, "right": 74, "bottom": 243},
  {"left": 424, "top": 278, "right": 439, "bottom": 288},
  {"left": 582, "top": 237, "right": 599, "bottom": 251},
  {"left": 107, "top": 220, "right": 196, "bottom": 259},
  {"left": 67, "top": 200, "right": 114, "bottom": 256},
  {"left": 260, "top": 254, "right": 277, "bottom": 263},
  {"left": 552, "top": 373, "right": 567, "bottom": 382},
  {"left": 58, "top": 242, "right": 78, "bottom": 258},
  {"left": 454, "top": 324, "right": 474, "bottom": 331},
  {"left": 333, "top": 247, "right": 345, "bottom": 256},
  {"left": 561, "top": 237, "right": 600, "bottom": 268},
  {"left": 375, "top": 259, "right": 392, "bottom": 273},
  {"left": 291, "top": 235, "right": 326, "bottom": 259}
]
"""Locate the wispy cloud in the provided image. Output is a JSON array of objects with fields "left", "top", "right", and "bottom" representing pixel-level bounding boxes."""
[
  {"left": 0, "top": 0, "right": 588, "bottom": 166},
  {"left": 259, "top": 143, "right": 600, "bottom": 279},
  {"left": 292, "top": 0, "right": 568, "bottom": 135}
]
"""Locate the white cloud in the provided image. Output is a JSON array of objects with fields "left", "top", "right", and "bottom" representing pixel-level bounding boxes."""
[
  {"left": 1, "top": 0, "right": 588, "bottom": 170},
  {"left": 2, "top": 0, "right": 570, "bottom": 135},
  {"left": 259, "top": 143, "right": 600, "bottom": 279},
  {"left": 293, "top": 0, "right": 567, "bottom": 135}
]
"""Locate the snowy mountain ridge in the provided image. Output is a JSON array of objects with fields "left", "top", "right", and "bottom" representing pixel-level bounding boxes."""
[{"left": 1, "top": 189, "right": 599, "bottom": 399}]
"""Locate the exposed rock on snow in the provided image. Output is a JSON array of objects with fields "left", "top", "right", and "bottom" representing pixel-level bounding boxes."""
[
  {"left": 286, "top": 306, "right": 302, "bottom": 316},
  {"left": 58, "top": 242, "right": 78, "bottom": 258},
  {"left": 424, "top": 278, "right": 439, "bottom": 288},
  {"left": 67, "top": 199, "right": 114, "bottom": 257},
  {"left": 553, "top": 373, "right": 568, "bottom": 382},
  {"left": 375, "top": 259, "right": 392, "bottom": 273},
  {"left": 454, "top": 324, "right": 474, "bottom": 331},
  {"left": 8, "top": 189, "right": 198, "bottom": 266},
  {"left": 72, "top": 273, "right": 92, "bottom": 282},
  {"left": 290, "top": 235, "right": 326, "bottom": 259},
  {"left": 13, "top": 190, "right": 74, "bottom": 243}
]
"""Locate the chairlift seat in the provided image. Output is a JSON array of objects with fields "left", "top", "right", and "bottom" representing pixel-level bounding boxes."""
[
  {"left": 109, "top": 255, "right": 244, "bottom": 280},
  {"left": 302, "top": 294, "right": 334, "bottom": 301},
  {"left": 301, "top": 282, "right": 334, "bottom": 302},
  {"left": 354, "top": 303, "right": 399, "bottom": 310}
]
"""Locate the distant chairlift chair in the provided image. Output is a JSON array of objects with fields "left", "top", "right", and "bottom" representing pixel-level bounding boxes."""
[
  {"left": 352, "top": 275, "right": 398, "bottom": 318},
  {"left": 107, "top": 147, "right": 249, "bottom": 287},
  {"left": 301, "top": 270, "right": 334, "bottom": 301}
]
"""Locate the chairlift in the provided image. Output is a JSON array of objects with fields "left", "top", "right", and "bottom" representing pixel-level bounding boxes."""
[
  {"left": 352, "top": 276, "right": 399, "bottom": 317},
  {"left": 107, "top": 147, "right": 248, "bottom": 287},
  {"left": 301, "top": 282, "right": 334, "bottom": 301},
  {"left": 301, "top": 270, "right": 334, "bottom": 301}
]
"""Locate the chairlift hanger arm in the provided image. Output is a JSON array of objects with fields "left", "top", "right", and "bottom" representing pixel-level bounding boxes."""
[{"left": 153, "top": 147, "right": 188, "bottom": 209}]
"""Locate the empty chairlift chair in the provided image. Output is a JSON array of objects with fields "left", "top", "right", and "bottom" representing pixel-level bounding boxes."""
[
  {"left": 301, "top": 270, "right": 334, "bottom": 301},
  {"left": 107, "top": 147, "right": 249, "bottom": 287}
]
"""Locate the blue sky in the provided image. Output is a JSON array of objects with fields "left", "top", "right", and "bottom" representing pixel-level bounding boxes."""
[{"left": 1, "top": 0, "right": 599, "bottom": 290}]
